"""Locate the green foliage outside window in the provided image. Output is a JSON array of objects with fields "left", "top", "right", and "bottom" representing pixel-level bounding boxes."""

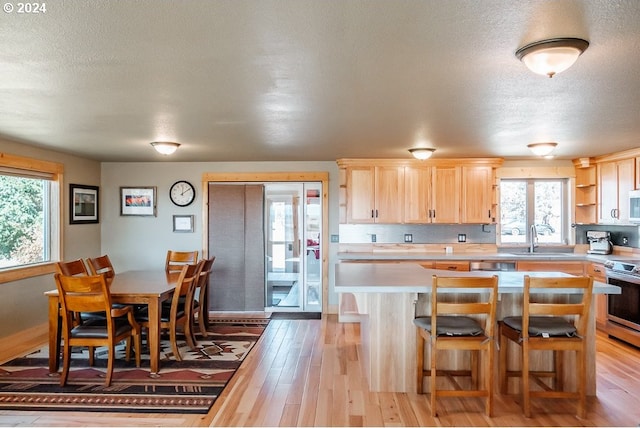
[{"left": 0, "top": 175, "right": 45, "bottom": 267}]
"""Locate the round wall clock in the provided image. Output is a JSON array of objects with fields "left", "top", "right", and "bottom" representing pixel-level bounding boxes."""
[{"left": 169, "top": 180, "right": 196, "bottom": 207}]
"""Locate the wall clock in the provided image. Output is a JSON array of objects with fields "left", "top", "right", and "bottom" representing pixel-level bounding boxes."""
[{"left": 169, "top": 180, "right": 196, "bottom": 207}]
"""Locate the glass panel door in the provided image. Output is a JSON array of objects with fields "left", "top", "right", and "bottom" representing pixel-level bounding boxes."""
[{"left": 264, "top": 182, "right": 322, "bottom": 312}]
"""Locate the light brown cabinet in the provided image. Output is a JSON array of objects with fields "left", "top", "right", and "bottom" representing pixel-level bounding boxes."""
[
  {"left": 338, "top": 158, "right": 502, "bottom": 225},
  {"left": 404, "top": 165, "right": 460, "bottom": 223},
  {"left": 434, "top": 261, "right": 470, "bottom": 271},
  {"left": 585, "top": 262, "right": 607, "bottom": 331},
  {"left": 346, "top": 165, "right": 404, "bottom": 223},
  {"left": 461, "top": 165, "right": 494, "bottom": 223},
  {"left": 516, "top": 260, "right": 585, "bottom": 275},
  {"left": 598, "top": 158, "right": 635, "bottom": 223}
]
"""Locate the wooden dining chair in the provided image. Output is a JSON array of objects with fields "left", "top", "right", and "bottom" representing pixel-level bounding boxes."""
[
  {"left": 414, "top": 274, "right": 499, "bottom": 417},
  {"left": 191, "top": 256, "right": 215, "bottom": 337},
  {"left": 86, "top": 254, "right": 115, "bottom": 280},
  {"left": 54, "top": 273, "right": 142, "bottom": 387},
  {"left": 165, "top": 250, "right": 198, "bottom": 273},
  {"left": 498, "top": 275, "right": 594, "bottom": 418},
  {"left": 139, "top": 261, "right": 204, "bottom": 361}
]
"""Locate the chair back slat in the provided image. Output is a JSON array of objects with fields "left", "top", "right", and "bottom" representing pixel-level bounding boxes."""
[
  {"left": 87, "top": 255, "right": 115, "bottom": 279},
  {"left": 56, "top": 259, "right": 89, "bottom": 276},
  {"left": 165, "top": 250, "right": 199, "bottom": 273},
  {"left": 54, "top": 273, "right": 112, "bottom": 318}
]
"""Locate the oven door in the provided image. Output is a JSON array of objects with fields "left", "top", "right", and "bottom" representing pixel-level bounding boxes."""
[{"left": 606, "top": 270, "right": 640, "bottom": 331}]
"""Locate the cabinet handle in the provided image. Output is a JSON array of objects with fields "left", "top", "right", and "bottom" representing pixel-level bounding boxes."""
[
  {"left": 371, "top": 210, "right": 374, "bottom": 218},
  {"left": 432, "top": 210, "right": 436, "bottom": 219},
  {"left": 593, "top": 268, "right": 602, "bottom": 273},
  {"left": 375, "top": 209, "right": 378, "bottom": 218},
  {"left": 488, "top": 210, "right": 491, "bottom": 218},
  {"left": 447, "top": 266, "right": 457, "bottom": 270}
]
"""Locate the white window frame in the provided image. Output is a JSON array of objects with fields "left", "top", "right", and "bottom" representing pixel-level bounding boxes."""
[{"left": 0, "top": 152, "right": 62, "bottom": 284}]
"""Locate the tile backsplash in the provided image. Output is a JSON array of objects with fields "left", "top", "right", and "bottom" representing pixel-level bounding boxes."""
[{"left": 338, "top": 224, "right": 496, "bottom": 244}]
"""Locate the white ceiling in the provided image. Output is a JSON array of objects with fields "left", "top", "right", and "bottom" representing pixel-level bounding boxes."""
[{"left": 1, "top": 0, "right": 639, "bottom": 162}]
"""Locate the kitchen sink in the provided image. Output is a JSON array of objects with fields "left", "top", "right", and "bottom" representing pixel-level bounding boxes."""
[{"left": 505, "top": 252, "right": 579, "bottom": 258}]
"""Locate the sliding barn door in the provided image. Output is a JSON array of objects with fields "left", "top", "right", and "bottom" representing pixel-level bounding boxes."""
[{"left": 208, "top": 184, "right": 265, "bottom": 311}]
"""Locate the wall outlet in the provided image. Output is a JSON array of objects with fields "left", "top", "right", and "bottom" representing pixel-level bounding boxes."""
[
  {"left": 457, "top": 233, "right": 466, "bottom": 242},
  {"left": 330, "top": 234, "right": 339, "bottom": 243},
  {"left": 404, "top": 233, "right": 413, "bottom": 243},
  {"left": 623, "top": 236, "right": 629, "bottom": 245},
  {"left": 371, "top": 234, "right": 377, "bottom": 243}
]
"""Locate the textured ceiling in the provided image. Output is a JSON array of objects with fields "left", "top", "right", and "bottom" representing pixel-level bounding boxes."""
[{"left": 1, "top": 0, "right": 639, "bottom": 162}]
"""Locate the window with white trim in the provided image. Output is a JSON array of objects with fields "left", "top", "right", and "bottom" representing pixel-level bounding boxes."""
[
  {"left": 0, "top": 154, "right": 61, "bottom": 275},
  {"left": 500, "top": 179, "right": 568, "bottom": 245}
]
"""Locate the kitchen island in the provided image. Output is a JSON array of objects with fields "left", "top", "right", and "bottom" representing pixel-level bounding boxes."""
[{"left": 335, "top": 262, "right": 619, "bottom": 394}]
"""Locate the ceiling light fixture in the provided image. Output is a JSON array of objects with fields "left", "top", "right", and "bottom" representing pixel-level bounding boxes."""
[
  {"left": 150, "top": 141, "right": 180, "bottom": 155},
  {"left": 527, "top": 142, "right": 558, "bottom": 157},
  {"left": 409, "top": 148, "right": 436, "bottom": 160},
  {"left": 516, "top": 37, "right": 589, "bottom": 78}
]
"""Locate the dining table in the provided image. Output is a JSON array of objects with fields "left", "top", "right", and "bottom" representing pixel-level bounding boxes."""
[{"left": 45, "top": 270, "right": 180, "bottom": 374}]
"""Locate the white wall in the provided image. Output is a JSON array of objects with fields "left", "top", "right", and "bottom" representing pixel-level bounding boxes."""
[{"left": 101, "top": 161, "right": 341, "bottom": 309}]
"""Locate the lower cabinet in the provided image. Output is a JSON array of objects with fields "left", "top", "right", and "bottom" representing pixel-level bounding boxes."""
[
  {"left": 586, "top": 262, "right": 607, "bottom": 331},
  {"left": 516, "top": 260, "right": 585, "bottom": 275}
]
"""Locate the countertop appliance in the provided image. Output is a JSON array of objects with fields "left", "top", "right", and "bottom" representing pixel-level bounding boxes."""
[
  {"left": 603, "top": 259, "right": 640, "bottom": 347},
  {"left": 587, "top": 230, "right": 612, "bottom": 255}
]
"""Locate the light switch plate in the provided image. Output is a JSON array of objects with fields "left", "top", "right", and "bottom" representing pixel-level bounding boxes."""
[
  {"left": 458, "top": 233, "right": 466, "bottom": 242},
  {"left": 330, "top": 234, "right": 339, "bottom": 243},
  {"left": 404, "top": 234, "right": 413, "bottom": 243}
]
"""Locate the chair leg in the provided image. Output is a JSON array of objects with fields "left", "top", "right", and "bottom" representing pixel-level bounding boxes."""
[
  {"left": 198, "top": 308, "right": 208, "bottom": 337},
  {"left": 105, "top": 343, "right": 114, "bottom": 387},
  {"left": 486, "top": 342, "right": 494, "bottom": 417},
  {"left": 134, "top": 331, "right": 142, "bottom": 368},
  {"left": 577, "top": 348, "right": 587, "bottom": 419},
  {"left": 499, "top": 326, "right": 508, "bottom": 394},
  {"left": 522, "top": 341, "right": 531, "bottom": 418},
  {"left": 184, "top": 319, "right": 197, "bottom": 349},
  {"left": 416, "top": 329, "right": 425, "bottom": 394},
  {"left": 430, "top": 338, "right": 437, "bottom": 417},
  {"left": 170, "top": 326, "right": 182, "bottom": 361},
  {"left": 471, "top": 350, "right": 479, "bottom": 389},
  {"left": 60, "top": 344, "right": 71, "bottom": 386},
  {"left": 554, "top": 350, "right": 564, "bottom": 391}
]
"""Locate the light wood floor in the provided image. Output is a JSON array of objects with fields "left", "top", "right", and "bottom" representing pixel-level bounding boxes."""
[{"left": 1, "top": 315, "right": 640, "bottom": 427}]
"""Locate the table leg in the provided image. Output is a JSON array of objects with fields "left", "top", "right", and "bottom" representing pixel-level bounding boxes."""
[
  {"left": 147, "top": 297, "right": 161, "bottom": 373},
  {"left": 202, "top": 283, "right": 210, "bottom": 330},
  {"left": 48, "top": 295, "right": 60, "bottom": 373}
]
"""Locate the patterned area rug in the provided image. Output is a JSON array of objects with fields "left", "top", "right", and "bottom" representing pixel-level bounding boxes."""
[{"left": 0, "top": 319, "right": 269, "bottom": 414}]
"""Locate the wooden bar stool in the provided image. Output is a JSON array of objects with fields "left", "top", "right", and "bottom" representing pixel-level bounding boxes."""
[
  {"left": 414, "top": 274, "right": 499, "bottom": 417},
  {"left": 498, "top": 275, "right": 594, "bottom": 418}
]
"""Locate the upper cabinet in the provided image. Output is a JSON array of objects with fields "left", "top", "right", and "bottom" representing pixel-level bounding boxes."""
[
  {"left": 338, "top": 158, "right": 502, "bottom": 225},
  {"left": 461, "top": 165, "right": 494, "bottom": 223},
  {"left": 345, "top": 165, "right": 404, "bottom": 223},
  {"left": 404, "top": 165, "right": 460, "bottom": 223},
  {"left": 598, "top": 157, "right": 635, "bottom": 223}
]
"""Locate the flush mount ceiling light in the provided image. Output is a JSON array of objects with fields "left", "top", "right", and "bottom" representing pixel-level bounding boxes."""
[
  {"left": 409, "top": 148, "right": 436, "bottom": 160},
  {"left": 150, "top": 141, "right": 180, "bottom": 155},
  {"left": 527, "top": 142, "right": 558, "bottom": 157},
  {"left": 516, "top": 37, "right": 589, "bottom": 78}
]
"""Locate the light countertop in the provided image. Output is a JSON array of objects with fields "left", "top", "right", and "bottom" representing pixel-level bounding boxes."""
[
  {"left": 334, "top": 262, "right": 620, "bottom": 294},
  {"left": 337, "top": 251, "right": 634, "bottom": 263}
]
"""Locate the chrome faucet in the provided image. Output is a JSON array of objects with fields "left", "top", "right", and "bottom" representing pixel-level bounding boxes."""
[{"left": 529, "top": 224, "right": 538, "bottom": 253}]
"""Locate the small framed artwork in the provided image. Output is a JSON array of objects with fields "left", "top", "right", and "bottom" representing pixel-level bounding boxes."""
[
  {"left": 120, "top": 186, "right": 157, "bottom": 216},
  {"left": 70, "top": 184, "right": 99, "bottom": 224},
  {"left": 173, "top": 214, "right": 194, "bottom": 232}
]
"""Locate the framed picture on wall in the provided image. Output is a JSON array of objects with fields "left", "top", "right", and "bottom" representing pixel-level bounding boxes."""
[
  {"left": 120, "top": 186, "right": 157, "bottom": 216},
  {"left": 70, "top": 184, "right": 99, "bottom": 224},
  {"left": 173, "top": 215, "right": 194, "bottom": 232}
]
